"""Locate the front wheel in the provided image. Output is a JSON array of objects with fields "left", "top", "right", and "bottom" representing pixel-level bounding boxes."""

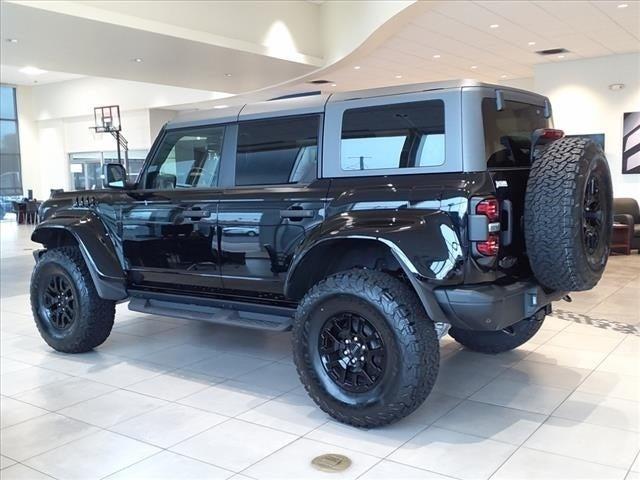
[
  {"left": 30, "top": 246, "right": 115, "bottom": 353},
  {"left": 292, "top": 269, "right": 439, "bottom": 428},
  {"left": 449, "top": 312, "right": 545, "bottom": 354}
]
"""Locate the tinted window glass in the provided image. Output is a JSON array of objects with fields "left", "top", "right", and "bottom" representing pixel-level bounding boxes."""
[
  {"left": 0, "top": 86, "right": 16, "bottom": 120},
  {"left": 341, "top": 100, "right": 445, "bottom": 171},
  {"left": 145, "top": 126, "right": 224, "bottom": 189},
  {"left": 482, "top": 98, "right": 549, "bottom": 168},
  {"left": 236, "top": 116, "right": 319, "bottom": 186}
]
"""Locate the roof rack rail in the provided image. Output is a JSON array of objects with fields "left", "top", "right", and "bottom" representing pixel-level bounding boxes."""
[{"left": 268, "top": 91, "right": 322, "bottom": 101}]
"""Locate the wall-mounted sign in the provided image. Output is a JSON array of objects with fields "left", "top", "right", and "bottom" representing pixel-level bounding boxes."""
[{"left": 622, "top": 111, "right": 640, "bottom": 174}]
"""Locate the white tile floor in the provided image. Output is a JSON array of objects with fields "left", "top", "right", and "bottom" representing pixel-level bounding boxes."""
[{"left": 1, "top": 221, "right": 639, "bottom": 480}]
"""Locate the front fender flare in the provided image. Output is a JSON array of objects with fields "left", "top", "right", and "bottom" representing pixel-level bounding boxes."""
[{"left": 31, "top": 212, "right": 128, "bottom": 301}]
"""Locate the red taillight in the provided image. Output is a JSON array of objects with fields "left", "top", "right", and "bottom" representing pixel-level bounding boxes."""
[
  {"left": 476, "top": 198, "right": 499, "bottom": 222},
  {"left": 477, "top": 233, "right": 500, "bottom": 256},
  {"left": 541, "top": 128, "right": 564, "bottom": 140}
]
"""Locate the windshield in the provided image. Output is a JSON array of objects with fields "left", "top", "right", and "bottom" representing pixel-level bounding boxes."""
[{"left": 482, "top": 98, "right": 550, "bottom": 169}]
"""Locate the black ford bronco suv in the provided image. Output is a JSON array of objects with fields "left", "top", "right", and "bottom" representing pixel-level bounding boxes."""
[{"left": 30, "top": 80, "right": 613, "bottom": 427}]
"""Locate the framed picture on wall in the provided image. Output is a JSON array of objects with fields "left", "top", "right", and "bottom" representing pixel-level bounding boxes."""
[
  {"left": 622, "top": 111, "right": 640, "bottom": 174},
  {"left": 566, "top": 133, "right": 605, "bottom": 150}
]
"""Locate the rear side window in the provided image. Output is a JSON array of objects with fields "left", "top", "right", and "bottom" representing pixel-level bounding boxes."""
[
  {"left": 482, "top": 98, "right": 549, "bottom": 168},
  {"left": 236, "top": 115, "right": 319, "bottom": 186},
  {"left": 340, "top": 100, "right": 445, "bottom": 171}
]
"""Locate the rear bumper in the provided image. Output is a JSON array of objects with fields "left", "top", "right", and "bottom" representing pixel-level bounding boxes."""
[{"left": 433, "top": 280, "right": 564, "bottom": 331}]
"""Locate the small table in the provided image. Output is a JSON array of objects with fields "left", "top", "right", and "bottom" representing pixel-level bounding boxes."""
[{"left": 611, "top": 223, "right": 631, "bottom": 255}]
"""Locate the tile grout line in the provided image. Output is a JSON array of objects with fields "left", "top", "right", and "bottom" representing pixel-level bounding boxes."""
[{"left": 486, "top": 329, "right": 629, "bottom": 479}]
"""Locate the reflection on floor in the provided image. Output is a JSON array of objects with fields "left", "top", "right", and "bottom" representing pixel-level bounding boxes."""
[{"left": 1, "top": 221, "right": 639, "bottom": 480}]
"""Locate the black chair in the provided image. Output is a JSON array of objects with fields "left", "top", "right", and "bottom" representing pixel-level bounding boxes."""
[
  {"left": 12, "top": 201, "right": 27, "bottom": 224},
  {"left": 25, "top": 200, "right": 40, "bottom": 224},
  {"left": 614, "top": 197, "right": 640, "bottom": 252}
]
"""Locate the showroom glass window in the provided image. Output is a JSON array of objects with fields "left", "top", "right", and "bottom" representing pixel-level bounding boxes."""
[
  {"left": 144, "top": 126, "right": 225, "bottom": 189},
  {"left": 69, "top": 150, "right": 147, "bottom": 191},
  {"left": 340, "top": 100, "right": 445, "bottom": 171},
  {"left": 0, "top": 86, "right": 23, "bottom": 196},
  {"left": 482, "top": 98, "right": 549, "bottom": 168},
  {"left": 235, "top": 115, "right": 319, "bottom": 186}
]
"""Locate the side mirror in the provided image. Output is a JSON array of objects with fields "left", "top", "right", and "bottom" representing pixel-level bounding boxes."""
[{"left": 103, "top": 163, "right": 127, "bottom": 189}]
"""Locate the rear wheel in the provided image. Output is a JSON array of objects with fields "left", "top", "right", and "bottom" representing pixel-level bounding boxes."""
[
  {"left": 292, "top": 269, "right": 439, "bottom": 428},
  {"left": 30, "top": 246, "right": 115, "bottom": 353},
  {"left": 449, "top": 312, "right": 545, "bottom": 354},
  {"left": 525, "top": 137, "right": 613, "bottom": 291}
]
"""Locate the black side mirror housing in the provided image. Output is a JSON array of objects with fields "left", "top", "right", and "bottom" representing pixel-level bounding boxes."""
[{"left": 103, "top": 163, "right": 128, "bottom": 189}]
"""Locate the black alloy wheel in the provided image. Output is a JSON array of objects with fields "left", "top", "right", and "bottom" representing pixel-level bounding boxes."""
[
  {"left": 319, "top": 312, "right": 386, "bottom": 393},
  {"left": 583, "top": 174, "right": 605, "bottom": 261},
  {"left": 42, "top": 274, "right": 76, "bottom": 331}
]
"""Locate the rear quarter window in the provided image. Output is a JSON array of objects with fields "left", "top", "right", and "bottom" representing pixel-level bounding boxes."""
[{"left": 340, "top": 100, "right": 445, "bottom": 171}]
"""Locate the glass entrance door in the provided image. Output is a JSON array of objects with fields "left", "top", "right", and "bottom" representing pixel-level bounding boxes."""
[{"left": 70, "top": 152, "right": 102, "bottom": 191}]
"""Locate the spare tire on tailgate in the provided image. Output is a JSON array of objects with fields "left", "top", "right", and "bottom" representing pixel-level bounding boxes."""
[{"left": 524, "top": 136, "right": 612, "bottom": 292}]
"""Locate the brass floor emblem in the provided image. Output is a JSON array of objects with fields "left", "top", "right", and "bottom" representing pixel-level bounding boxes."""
[{"left": 311, "top": 453, "right": 352, "bottom": 472}]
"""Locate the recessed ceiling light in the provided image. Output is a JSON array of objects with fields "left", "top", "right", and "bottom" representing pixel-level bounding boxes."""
[
  {"left": 353, "top": 66, "right": 361, "bottom": 70},
  {"left": 609, "top": 83, "right": 625, "bottom": 90},
  {"left": 489, "top": 24, "right": 499, "bottom": 29},
  {"left": 395, "top": 74, "right": 403, "bottom": 79},
  {"left": 20, "top": 66, "right": 47, "bottom": 75},
  {"left": 471, "top": 65, "right": 478, "bottom": 70},
  {"left": 558, "top": 54, "right": 565, "bottom": 59},
  {"left": 213, "top": 105, "right": 229, "bottom": 109},
  {"left": 224, "top": 73, "right": 232, "bottom": 77},
  {"left": 6, "top": 38, "right": 18, "bottom": 43},
  {"left": 528, "top": 41, "right": 536, "bottom": 46},
  {"left": 501, "top": 74, "right": 508, "bottom": 79},
  {"left": 132, "top": 58, "right": 143, "bottom": 63},
  {"left": 331, "top": 83, "right": 337, "bottom": 87},
  {"left": 617, "top": 3, "right": 628, "bottom": 8},
  {"left": 433, "top": 54, "right": 441, "bottom": 59}
]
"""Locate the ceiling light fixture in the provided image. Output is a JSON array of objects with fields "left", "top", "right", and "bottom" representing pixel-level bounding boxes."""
[
  {"left": 395, "top": 74, "right": 403, "bottom": 79},
  {"left": 501, "top": 74, "right": 508, "bottom": 79},
  {"left": 617, "top": 3, "right": 628, "bottom": 8},
  {"left": 528, "top": 41, "right": 536, "bottom": 46},
  {"left": 353, "top": 66, "right": 361, "bottom": 70},
  {"left": 20, "top": 66, "right": 47, "bottom": 75},
  {"left": 558, "top": 54, "right": 565, "bottom": 59},
  {"left": 213, "top": 105, "right": 229, "bottom": 109},
  {"left": 489, "top": 24, "right": 499, "bottom": 29},
  {"left": 6, "top": 38, "right": 18, "bottom": 43},
  {"left": 609, "top": 83, "right": 625, "bottom": 91},
  {"left": 471, "top": 65, "right": 478, "bottom": 70},
  {"left": 224, "top": 73, "right": 232, "bottom": 77},
  {"left": 132, "top": 58, "right": 143, "bottom": 63},
  {"left": 433, "top": 54, "right": 441, "bottom": 59},
  {"left": 331, "top": 83, "right": 337, "bottom": 87}
]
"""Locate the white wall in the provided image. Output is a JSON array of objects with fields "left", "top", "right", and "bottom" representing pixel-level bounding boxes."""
[
  {"left": 533, "top": 53, "right": 640, "bottom": 201},
  {"left": 15, "top": 77, "right": 223, "bottom": 199}
]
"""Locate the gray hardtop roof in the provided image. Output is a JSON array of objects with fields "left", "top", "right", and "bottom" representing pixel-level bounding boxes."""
[{"left": 166, "top": 79, "right": 542, "bottom": 129}]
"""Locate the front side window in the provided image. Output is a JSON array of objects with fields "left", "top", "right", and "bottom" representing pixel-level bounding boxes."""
[
  {"left": 482, "top": 98, "right": 549, "bottom": 168},
  {"left": 144, "top": 126, "right": 225, "bottom": 189},
  {"left": 236, "top": 115, "right": 319, "bottom": 186},
  {"left": 341, "top": 100, "right": 445, "bottom": 171}
]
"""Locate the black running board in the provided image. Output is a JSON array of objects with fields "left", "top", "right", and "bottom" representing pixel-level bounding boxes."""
[{"left": 128, "top": 290, "right": 294, "bottom": 332}]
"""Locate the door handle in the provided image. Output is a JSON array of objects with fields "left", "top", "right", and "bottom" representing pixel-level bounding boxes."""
[
  {"left": 280, "top": 209, "right": 314, "bottom": 219},
  {"left": 183, "top": 209, "right": 211, "bottom": 218}
]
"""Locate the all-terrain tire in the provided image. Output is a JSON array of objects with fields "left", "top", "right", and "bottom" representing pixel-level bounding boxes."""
[
  {"left": 292, "top": 268, "right": 439, "bottom": 428},
  {"left": 449, "top": 314, "right": 545, "bottom": 354},
  {"left": 525, "top": 137, "right": 612, "bottom": 291},
  {"left": 30, "top": 246, "right": 115, "bottom": 353}
]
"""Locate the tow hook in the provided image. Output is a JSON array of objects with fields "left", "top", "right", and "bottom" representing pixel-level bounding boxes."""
[{"left": 562, "top": 294, "right": 572, "bottom": 303}]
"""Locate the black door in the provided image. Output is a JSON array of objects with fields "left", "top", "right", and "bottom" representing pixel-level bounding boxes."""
[
  {"left": 218, "top": 115, "right": 328, "bottom": 297},
  {"left": 121, "top": 124, "right": 227, "bottom": 292}
]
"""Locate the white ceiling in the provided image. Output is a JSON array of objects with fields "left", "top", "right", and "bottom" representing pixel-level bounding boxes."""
[
  {"left": 302, "top": 0, "right": 640, "bottom": 91},
  {"left": 0, "top": 1, "right": 317, "bottom": 93},
  {"left": 0, "top": 64, "right": 85, "bottom": 86}
]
